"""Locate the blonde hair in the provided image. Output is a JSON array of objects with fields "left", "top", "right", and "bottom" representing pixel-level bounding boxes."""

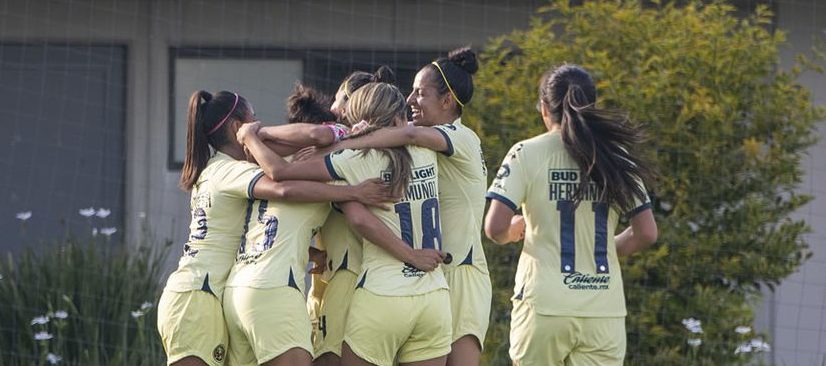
[{"left": 344, "top": 82, "right": 412, "bottom": 196}]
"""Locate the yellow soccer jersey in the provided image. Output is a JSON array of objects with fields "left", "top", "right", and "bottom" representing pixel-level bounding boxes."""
[
  {"left": 318, "top": 206, "right": 363, "bottom": 281},
  {"left": 164, "top": 151, "right": 264, "bottom": 299},
  {"left": 325, "top": 147, "right": 449, "bottom": 296},
  {"left": 225, "top": 197, "right": 331, "bottom": 294},
  {"left": 486, "top": 131, "right": 651, "bottom": 317},
  {"left": 432, "top": 118, "right": 489, "bottom": 273}
]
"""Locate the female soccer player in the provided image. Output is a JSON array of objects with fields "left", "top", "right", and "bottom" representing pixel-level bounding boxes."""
[
  {"left": 484, "top": 64, "right": 658, "bottom": 366},
  {"left": 157, "top": 90, "right": 390, "bottom": 366},
  {"left": 305, "top": 66, "right": 403, "bottom": 366},
  {"left": 323, "top": 48, "right": 491, "bottom": 366},
  {"left": 249, "top": 82, "right": 450, "bottom": 366}
]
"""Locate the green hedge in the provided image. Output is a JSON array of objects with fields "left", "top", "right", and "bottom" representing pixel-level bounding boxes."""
[{"left": 0, "top": 233, "right": 171, "bottom": 366}]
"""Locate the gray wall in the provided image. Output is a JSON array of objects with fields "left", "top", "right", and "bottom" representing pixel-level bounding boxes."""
[{"left": 754, "top": 1, "right": 826, "bottom": 364}]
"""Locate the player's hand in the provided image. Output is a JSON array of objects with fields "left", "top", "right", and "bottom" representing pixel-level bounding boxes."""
[
  {"left": 405, "top": 249, "right": 444, "bottom": 272},
  {"left": 308, "top": 247, "right": 327, "bottom": 274},
  {"left": 236, "top": 121, "right": 262, "bottom": 145},
  {"left": 510, "top": 214, "right": 526, "bottom": 242},
  {"left": 352, "top": 178, "right": 396, "bottom": 211},
  {"left": 350, "top": 120, "right": 369, "bottom": 135}
]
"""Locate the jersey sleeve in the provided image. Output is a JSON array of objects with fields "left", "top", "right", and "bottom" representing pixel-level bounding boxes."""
[
  {"left": 431, "top": 124, "right": 462, "bottom": 158},
  {"left": 625, "top": 177, "right": 652, "bottom": 218},
  {"left": 485, "top": 142, "right": 527, "bottom": 212},
  {"left": 324, "top": 148, "right": 370, "bottom": 184},
  {"left": 220, "top": 160, "right": 265, "bottom": 199}
]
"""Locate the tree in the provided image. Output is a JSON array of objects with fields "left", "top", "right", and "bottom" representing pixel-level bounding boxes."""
[{"left": 467, "top": 1, "right": 823, "bottom": 364}]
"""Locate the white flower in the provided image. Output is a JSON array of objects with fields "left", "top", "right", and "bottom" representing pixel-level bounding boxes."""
[
  {"left": 34, "top": 331, "right": 53, "bottom": 341},
  {"left": 681, "top": 318, "right": 703, "bottom": 334},
  {"left": 749, "top": 338, "right": 771, "bottom": 352},
  {"left": 53, "top": 310, "right": 68, "bottom": 319},
  {"left": 79, "top": 208, "right": 96, "bottom": 217},
  {"left": 92, "top": 228, "right": 98, "bottom": 237},
  {"left": 140, "top": 301, "right": 153, "bottom": 311},
  {"left": 735, "top": 343, "right": 752, "bottom": 354},
  {"left": 15, "top": 211, "right": 32, "bottom": 221},
  {"left": 735, "top": 326, "right": 751, "bottom": 335},
  {"left": 100, "top": 227, "right": 117, "bottom": 237},
  {"left": 131, "top": 310, "right": 145, "bottom": 319},
  {"left": 31, "top": 316, "right": 50, "bottom": 326},
  {"left": 687, "top": 221, "right": 700, "bottom": 233},
  {"left": 95, "top": 208, "right": 111, "bottom": 218},
  {"left": 659, "top": 201, "right": 673, "bottom": 211},
  {"left": 46, "top": 353, "right": 62, "bottom": 364},
  {"left": 687, "top": 338, "right": 702, "bottom": 347}
]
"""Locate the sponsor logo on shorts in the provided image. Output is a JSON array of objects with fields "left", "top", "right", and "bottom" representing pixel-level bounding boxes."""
[
  {"left": 562, "top": 272, "right": 610, "bottom": 290},
  {"left": 213, "top": 344, "right": 226, "bottom": 363}
]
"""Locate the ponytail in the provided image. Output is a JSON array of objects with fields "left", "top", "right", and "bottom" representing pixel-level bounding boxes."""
[
  {"left": 543, "top": 65, "right": 654, "bottom": 212},
  {"left": 179, "top": 90, "right": 251, "bottom": 191},
  {"left": 426, "top": 46, "right": 478, "bottom": 115}
]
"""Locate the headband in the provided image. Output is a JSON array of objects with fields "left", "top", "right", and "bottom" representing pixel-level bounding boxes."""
[
  {"left": 431, "top": 61, "right": 464, "bottom": 108},
  {"left": 207, "top": 93, "right": 239, "bottom": 135}
]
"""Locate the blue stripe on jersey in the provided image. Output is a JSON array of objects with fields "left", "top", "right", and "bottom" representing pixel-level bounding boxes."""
[
  {"left": 460, "top": 247, "right": 473, "bottom": 265},
  {"left": 324, "top": 154, "right": 345, "bottom": 181},
  {"left": 434, "top": 127, "right": 454, "bottom": 157},
  {"left": 626, "top": 201, "right": 652, "bottom": 219},
  {"left": 485, "top": 192, "right": 518, "bottom": 212},
  {"left": 200, "top": 273, "right": 214, "bottom": 295},
  {"left": 557, "top": 200, "right": 576, "bottom": 273},
  {"left": 247, "top": 171, "right": 265, "bottom": 198},
  {"left": 356, "top": 271, "right": 367, "bottom": 288},
  {"left": 593, "top": 202, "right": 609, "bottom": 274},
  {"left": 287, "top": 268, "right": 299, "bottom": 290}
]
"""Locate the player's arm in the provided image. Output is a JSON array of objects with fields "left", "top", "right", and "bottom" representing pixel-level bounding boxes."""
[
  {"left": 238, "top": 123, "right": 336, "bottom": 182},
  {"left": 326, "top": 124, "right": 450, "bottom": 155},
  {"left": 252, "top": 178, "right": 393, "bottom": 211},
  {"left": 614, "top": 207, "right": 657, "bottom": 256},
  {"left": 484, "top": 200, "right": 526, "bottom": 245},
  {"left": 256, "top": 123, "right": 339, "bottom": 156},
  {"left": 339, "top": 201, "right": 444, "bottom": 271}
]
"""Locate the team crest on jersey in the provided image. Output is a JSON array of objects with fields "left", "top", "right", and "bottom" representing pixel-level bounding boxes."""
[{"left": 212, "top": 344, "right": 226, "bottom": 362}]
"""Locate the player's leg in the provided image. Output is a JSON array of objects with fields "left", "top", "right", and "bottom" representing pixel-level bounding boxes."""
[
  {"left": 232, "top": 286, "right": 313, "bottom": 366},
  {"left": 343, "top": 288, "right": 413, "bottom": 366},
  {"left": 158, "top": 289, "right": 228, "bottom": 366},
  {"left": 398, "top": 289, "right": 452, "bottom": 366},
  {"left": 314, "top": 270, "right": 358, "bottom": 366},
  {"left": 565, "top": 317, "right": 625, "bottom": 366},
  {"left": 509, "top": 300, "right": 575, "bottom": 366},
  {"left": 444, "top": 266, "right": 491, "bottom": 366}
]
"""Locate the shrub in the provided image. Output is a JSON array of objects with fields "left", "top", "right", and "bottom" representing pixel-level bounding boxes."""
[{"left": 468, "top": 1, "right": 823, "bottom": 364}]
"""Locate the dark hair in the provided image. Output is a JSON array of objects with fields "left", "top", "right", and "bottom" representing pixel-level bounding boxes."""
[
  {"left": 287, "top": 83, "right": 336, "bottom": 124},
  {"left": 343, "top": 82, "right": 411, "bottom": 197},
  {"left": 337, "top": 65, "right": 396, "bottom": 105},
  {"left": 179, "top": 90, "right": 251, "bottom": 191},
  {"left": 425, "top": 46, "right": 478, "bottom": 115},
  {"left": 540, "top": 64, "right": 654, "bottom": 212}
]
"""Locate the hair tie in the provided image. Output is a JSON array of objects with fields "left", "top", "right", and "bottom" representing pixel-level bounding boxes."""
[
  {"left": 207, "top": 93, "right": 239, "bottom": 135},
  {"left": 431, "top": 61, "right": 464, "bottom": 108}
]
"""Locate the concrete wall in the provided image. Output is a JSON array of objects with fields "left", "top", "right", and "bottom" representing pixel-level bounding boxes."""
[{"left": 754, "top": 1, "right": 826, "bottom": 364}]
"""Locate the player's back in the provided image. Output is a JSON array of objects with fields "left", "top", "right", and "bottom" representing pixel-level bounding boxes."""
[
  {"left": 490, "top": 131, "right": 640, "bottom": 317},
  {"left": 226, "top": 197, "right": 330, "bottom": 294},
  {"left": 326, "top": 146, "right": 448, "bottom": 296},
  {"left": 165, "top": 152, "right": 263, "bottom": 298}
]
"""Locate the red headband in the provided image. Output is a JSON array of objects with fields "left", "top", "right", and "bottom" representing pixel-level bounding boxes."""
[{"left": 207, "top": 93, "right": 239, "bottom": 135}]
